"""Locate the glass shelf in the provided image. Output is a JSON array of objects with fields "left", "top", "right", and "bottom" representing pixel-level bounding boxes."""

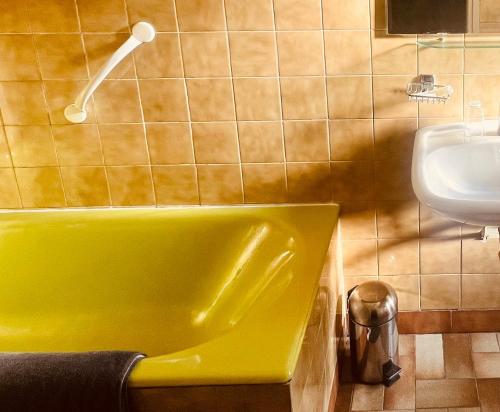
[{"left": 417, "top": 38, "right": 500, "bottom": 49}]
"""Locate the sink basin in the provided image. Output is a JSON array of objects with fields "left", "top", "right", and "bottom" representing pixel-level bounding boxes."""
[{"left": 412, "top": 120, "right": 500, "bottom": 226}]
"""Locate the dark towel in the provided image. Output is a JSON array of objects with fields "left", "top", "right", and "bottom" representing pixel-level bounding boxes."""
[{"left": 0, "top": 351, "right": 144, "bottom": 412}]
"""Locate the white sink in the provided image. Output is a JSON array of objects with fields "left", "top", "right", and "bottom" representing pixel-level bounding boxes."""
[{"left": 412, "top": 120, "right": 500, "bottom": 226}]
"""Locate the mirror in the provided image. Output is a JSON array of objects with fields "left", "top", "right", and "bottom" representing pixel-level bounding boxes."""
[{"left": 387, "top": 0, "right": 500, "bottom": 34}]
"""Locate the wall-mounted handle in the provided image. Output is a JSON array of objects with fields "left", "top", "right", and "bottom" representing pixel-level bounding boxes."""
[{"left": 64, "top": 22, "right": 156, "bottom": 124}]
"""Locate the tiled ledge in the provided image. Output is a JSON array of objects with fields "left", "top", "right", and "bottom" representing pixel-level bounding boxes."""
[{"left": 398, "top": 310, "right": 500, "bottom": 334}]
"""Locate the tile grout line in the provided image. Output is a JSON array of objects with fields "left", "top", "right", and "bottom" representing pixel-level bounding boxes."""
[
  {"left": 221, "top": 0, "right": 245, "bottom": 205},
  {"left": 270, "top": 0, "right": 290, "bottom": 198},
  {"left": 29, "top": 5, "right": 69, "bottom": 208},
  {"left": 172, "top": 0, "right": 201, "bottom": 206},
  {"left": 318, "top": 0, "right": 334, "bottom": 203},
  {"left": 121, "top": 0, "right": 157, "bottom": 207},
  {"left": 74, "top": 0, "right": 113, "bottom": 208},
  {"left": 367, "top": 0, "right": 380, "bottom": 281}
]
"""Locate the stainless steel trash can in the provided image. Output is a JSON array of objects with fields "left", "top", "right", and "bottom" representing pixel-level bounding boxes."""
[{"left": 348, "top": 281, "right": 401, "bottom": 386}]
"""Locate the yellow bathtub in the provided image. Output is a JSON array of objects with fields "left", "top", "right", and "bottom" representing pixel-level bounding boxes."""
[{"left": 0, "top": 205, "right": 338, "bottom": 388}]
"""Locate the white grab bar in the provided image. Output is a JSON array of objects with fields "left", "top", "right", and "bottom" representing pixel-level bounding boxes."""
[{"left": 64, "top": 22, "right": 156, "bottom": 124}]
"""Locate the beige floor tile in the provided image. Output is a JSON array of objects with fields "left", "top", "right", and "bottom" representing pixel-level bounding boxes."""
[
  {"left": 477, "top": 378, "right": 500, "bottom": 412},
  {"left": 416, "top": 379, "right": 479, "bottom": 409},
  {"left": 471, "top": 333, "right": 500, "bottom": 352},
  {"left": 416, "top": 334, "right": 445, "bottom": 379},
  {"left": 383, "top": 355, "right": 415, "bottom": 410},
  {"left": 444, "top": 334, "right": 475, "bottom": 378},
  {"left": 472, "top": 353, "right": 500, "bottom": 378},
  {"left": 351, "top": 383, "right": 384, "bottom": 411}
]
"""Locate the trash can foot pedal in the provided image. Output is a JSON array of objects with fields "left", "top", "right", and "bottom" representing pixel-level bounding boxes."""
[{"left": 383, "top": 360, "right": 401, "bottom": 387}]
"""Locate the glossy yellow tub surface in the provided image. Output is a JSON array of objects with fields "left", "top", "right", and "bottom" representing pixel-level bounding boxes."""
[{"left": 0, "top": 205, "right": 338, "bottom": 387}]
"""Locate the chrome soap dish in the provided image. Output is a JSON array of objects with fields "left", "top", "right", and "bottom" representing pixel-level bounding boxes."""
[{"left": 407, "top": 74, "right": 454, "bottom": 104}]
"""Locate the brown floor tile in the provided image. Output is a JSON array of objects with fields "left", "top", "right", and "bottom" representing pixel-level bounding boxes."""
[
  {"left": 472, "top": 353, "right": 500, "bottom": 378},
  {"left": 383, "top": 355, "right": 415, "bottom": 410},
  {"left": 398, "top": 311, "right": 451, "bottom": 334},
  {"left": 477, "top": 379, "right": 500, "bottom": 412},
  {"left": 416, "top": 334, "right": 445, "bottom": 379},
  {"left": 452, "top": 311, "right": 500, "bottom": 333},
  {"left": 351, "top": 384, "right": 384, "bottom": 411},
  {"left": 334, "top": 383, "right": 353, "bottom": 412},
  {"left": 448, "top": 408, "right": 481, "bottom": 412},
  {"left": 415, "top": 379, "right": 479, "bottom": 409},
  {"left": 399, "top": 334, "right": 415, "bottom": 356},
  {"left": 444, "top": 334, "right": 474, "bottom": 378},
  {"left": 471, "top": 333, "right": 500, "bottom": 353}
]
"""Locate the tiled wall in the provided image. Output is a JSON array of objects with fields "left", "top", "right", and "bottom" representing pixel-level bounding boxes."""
[{"left": 0, "top": 0, "right": 499, "bottom": 311}]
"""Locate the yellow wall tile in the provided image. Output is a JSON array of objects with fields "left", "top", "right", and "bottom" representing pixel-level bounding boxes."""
[
  {"left": 380, "top": 275, "right": 420, "bottom": 311},
  {"left": 378, "top": 239, "right": 419, "bottom": 276},
  {"left": 233, "top": 78, "right": 281, "bottom": 121},
  {"left": 180, "top": 33, "right": 230, "bottom": 78},
  {"left": 238, "top": 122, "right": 284, "bottom": 163},
  {"left": 99, "top": 124, "right": 149, "bottom": 166},
  {"left": 330, "top": 119, "right": 374, "bottom": 161},
  {"left": 462, "top": 274, "right": 500, "bottom": 309},
  {"left": 284, "top": 120, "right": 329, "bottom": 162},
  {"left": 324, "top": 31, "right": 372, "bottom": 75},
  {"left": 376, "top": 200, "right": 419, "bottom": 239},
  {"left": 421, "top": 274, "right": 460, "bottom": 310},
  {"left": 225, "top": 0, "right": 274, "bottom": 30},
  {"left": 152, "top": 165, "right": 199, "bottom": 205},
  {"left": 93, "top": 80, "right": 142, "bottom": 123},
  {"left": 0, "top": 0, "right": 30, "bottom": 33},
  {"left": 139, "top": 79, "right": 189, "bottom": 122},
  {"left": 0, "top": 82, "right": 49, "bottom": 125},
  {"left": 135, "top": 34, "right": 183, "bottom": 79},
  {"left": 84, "top": 34, "right": 135, "bottom": 79},
  {"left": 332, "top": 161, "right": 374, "bottom": 201},
  {"left": 5, "top": 125, "right": 57, "bottom": 167},
  {"left": 274, "top": 0, "right": 322, "bottom": 30},
  {"left": 27, "top": 0, "right": 79, "bottom": 33},
  {"left": 328, "top": 76, "right": 373, "bottom": 119},
  {"left": 186, "top": 79, "right": 235, "bottom": 121},
  {"left": 197, "top": 164, "right": 243, "bottom": 204},
  {"left": 145, "top": 123, "right": 194, "bottom": 165},
  {"left": 0, "top": 168, "right": 21, "bottom": 208},
  {"left": 339, "top": 202, "right": 377, "bottom": 240},
  {"left": 371, "top": 31, "right": 417, "bottom": 75},
  {"left": 323, "top": 0, "right": 370, "bottom": 29},
  {"left": 107, "top": 166, "right": 155, "bottom": 206},
  {"left": 192, "top": 122, "right": 239, "bottom": 164},
  {"left": 76, "top": 0, "right": 129, "bottom": 32},
  {"left": 126, "top": 0, "right": 177, "bottom": 31},
  {"left": 242, "top": 163, "right": 287, "bottom": 203},
  {"left": 0, "top": 35, "right": 39, "bottom": 81},
  {"left": 44, "top": 80, "right": 97, "bottom": 125},
  {"left": 281, "top": 77, "right": 327, "bottom": 120},
  {"left": 52, "top": 124, "right": 103, "bottom": 166},
  {"left": 229, "top": 32, "right": 278, "bottom": 77},
  {"left": 277, "top": 31, "right": 325, "bottom": 76},
  {"left": 34, "top": 34, "right": 87, "bottom": 80},
  {"left": 16, "top": 167, "right": 66, "bottom": 208},
  {"left": 175, "top": 0, "right": 225, "bottom": 31},
  {"left": 373, "top": 75, "right": 418, "bottom": 118},
  {"left": 342, "top": 239, "right": 378, "bottom": 276},
  {"left": 287, "top": 162, "right": 331, "bottom": 203},
  {"left": 60, "top": 166, "right": 110, "bottom": 207},
  {"left": 0, "top": 129, "right": 12, "bottom": 167}
]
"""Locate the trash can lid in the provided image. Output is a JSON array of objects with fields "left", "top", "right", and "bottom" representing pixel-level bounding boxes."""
[{"left": 348, "top": 281, "right": 398, "bottom": 326}]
